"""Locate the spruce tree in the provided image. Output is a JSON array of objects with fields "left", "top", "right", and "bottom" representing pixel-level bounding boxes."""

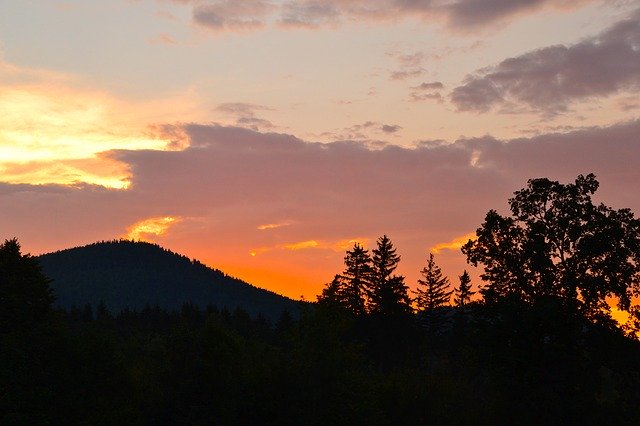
[
  {"left": 317, "top": 274, "right": 343, "bottom": 308},
  {"left": 0, "top": 238, "right": 54, "bottom": 333},
  {"left": 338, "top": 243, "right": 372, "bottom": 316},
  {"left": 414, "top": 253, "right": 452, "bottom": 331},
  {"left": 454, "top": 270, "right": 475, "bottom": 309},
  {"left": 368, "top": 235, "right": 411, "bottom": 316},
  {"left": 415, "top": 253, "right": 452, "bottom": 311}
]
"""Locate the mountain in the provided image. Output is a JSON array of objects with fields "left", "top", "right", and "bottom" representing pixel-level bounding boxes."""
[{"left": 38, "top": 240, "right": 300, "bottom": 320}]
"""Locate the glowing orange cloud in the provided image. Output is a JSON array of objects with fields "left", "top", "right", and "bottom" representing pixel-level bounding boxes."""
[
  {"left": 283, "top": 240, "right": 319, "bottom": 250},
  {"left": 125, "top": 216, "right": 181, "bottom": 241},
  {"left": 0, "top": 59, "right": 207, "bottom": 188},
  {"left": 250, "top": 237, "right": 369, "bottom": 257},
  {"left": 431, "top": 232, "right": 476, "bottom": 254},
  {"left": 257, "top": 221, "right": 292, "bottom": 230}
]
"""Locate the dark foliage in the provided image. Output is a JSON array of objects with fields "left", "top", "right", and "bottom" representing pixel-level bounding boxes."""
[
  {"left": 462, "top": 174, "right": 640, "bottom": 320},
  {"left": 368, "top": 235, "right": 411, "bottom": 317}
]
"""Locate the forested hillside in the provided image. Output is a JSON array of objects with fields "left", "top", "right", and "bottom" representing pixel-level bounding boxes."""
[{"left": 38, "top": 240, "right": 299, "bottom": 320}]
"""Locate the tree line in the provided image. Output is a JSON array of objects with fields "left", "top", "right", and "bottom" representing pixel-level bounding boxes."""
[
  {"left": 318, "top": 236, "right": 473, "bottom": 322},
  {"left": 3, "top": 173, "right": 640, "bottom": 423},
  {"left": 319, "top": 173, "right": 640, "bottom": 334}
]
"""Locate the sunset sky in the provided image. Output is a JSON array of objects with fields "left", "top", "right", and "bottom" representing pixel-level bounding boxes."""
[{"left": 1, "top": 0, "right": 639, "bottom": 300}]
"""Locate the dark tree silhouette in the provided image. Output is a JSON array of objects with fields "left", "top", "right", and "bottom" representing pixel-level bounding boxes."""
[
  {"left": 453, "top": 270, "right": 474, "bottom": 309},
  {"left": 415, "top": 253, "right": 452, "bottom": 312},
  {"left": 317, "top": 274, "right": 343, "bottom": 308},
  {"left": 462, "top": 174, "right": 640, "bottom": 320},
  {"left": 338, "top": 243, "right": 372, "bottom": 315},
  {"left": 368, "top": 235, "right": 411, "bottom": 316},
  {"left": 0, "top": 238, "right": 54, "bottom": 333}
]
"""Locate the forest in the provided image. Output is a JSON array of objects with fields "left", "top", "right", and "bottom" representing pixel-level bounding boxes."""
[{"left": 3, "top": 174, "right": 640, "bottom": 424}]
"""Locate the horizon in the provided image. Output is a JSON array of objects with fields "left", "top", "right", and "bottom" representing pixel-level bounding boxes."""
[{"left": 1, "top": 1, "right": 639, "bottom": 301}]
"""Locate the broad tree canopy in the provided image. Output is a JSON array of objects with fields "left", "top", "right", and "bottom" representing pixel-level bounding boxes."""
[{"left": 462, "top": 174, "right": 640, "bottom": 320}]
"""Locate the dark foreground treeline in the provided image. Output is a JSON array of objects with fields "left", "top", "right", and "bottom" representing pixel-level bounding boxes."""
[
  {"left": 5, "top": 173, "right": 640, "bottom": 424},
  {"left": 4, "top": 298, "right": 640, "bottom": 424}
]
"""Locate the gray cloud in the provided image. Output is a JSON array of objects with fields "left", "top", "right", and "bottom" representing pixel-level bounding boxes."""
[
  {"left": 177, "top": 0, "right": 598, "bottom": 33},
  {"left": 409, "top": 81, "right": 445, "bottom": 102},
  {"left": 280, "top": 1, "right": 341, "bottom": 27},
  {"left": 382, "top": 124, "right": 402, "bottom": 133},
  {"left": 412, "top": 81, "right": 444, "bottom": 91},
  {"left": 192, "top": 0, "right": 274, "bottom": 31},
  {"left": 451, "top": 10, "right": 640, "bottom": 114},
  {"left": 390, "top": 68, "right": 425, "bottom": 81},
  {"left": 216, "top": 102, "right": 275, "bottom": 130}
]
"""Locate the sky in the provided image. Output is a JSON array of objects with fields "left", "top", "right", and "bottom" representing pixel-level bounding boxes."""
[{"left": 1, "top": 0, "right": 639, "bottom": 301}]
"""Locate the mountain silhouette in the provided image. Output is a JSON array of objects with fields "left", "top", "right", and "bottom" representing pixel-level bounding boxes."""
[{"left": 38, "top": 240, "right": 299, "bottom": 320}]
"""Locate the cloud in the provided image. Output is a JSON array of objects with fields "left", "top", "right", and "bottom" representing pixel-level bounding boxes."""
[
  {"left": 432, "top": 232, "right": 476, "bottom": 254},
  {"left": 216, "top": 102, "right": 275, "bottom": 130},
  {"left": 450, "top": 10, "right": 640, "bottom": 115},
  {"left": 125, "top": 216, "right": 181, "bottom": 241},
  {"left": 177, "top": 0, "right": 598, "bottom": 33},
  {"left": 283, "top": 240, "right": 320, "bottom": 250},
  {"left": 323, "top": 121, "right": 402, "bottom": 140},
  {"left": 390, "top": 68, "right": 425, "bottom": 81},
  {"left": 381, "top": 124, "right": 402, "bottom": 133},
  {"left": 0, "top": 57, "right": 208, "bottom": 188},
  {"left": 443, "top": 0, "right": 593, "bottom": 29},
  {"left": 409, "top": 81, "right": 445, "bottom": 102},
  {"left": 280, "top": 1, "right": 341, "bottom": 28},
  {"left": 413, "top": 81, "right": 444, "bottom": 91},
  {"left": 4, "top": 120, "right": 640, "bottom": 299},
  {"left": 193, "top": 0, "right": 274, "bottom": 32},
  {"left": 257, "top": 221, "right": 292, "bottom": 230}
]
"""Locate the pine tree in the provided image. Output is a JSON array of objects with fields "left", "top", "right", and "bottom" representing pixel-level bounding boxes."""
[
  {"left": 414, "top": 253, "right": 452, "bottom": 331},
  {"left": 415, "top": 253, "right": 452, "bottom": 311},
  {"left": 338, "top": 243, "right": 372, "bottom": 316},
  {"left": 368, "top": 235, "right": 411, "bottom": 316},
  {"left": 454, "top": 270, "right": 475, "bottom": 309},
  {"left": 317, "top": 274, "right": 343, "bottom": 308},
  {"left": 0, "top": 238, "right": 54, "bottom": 333}
]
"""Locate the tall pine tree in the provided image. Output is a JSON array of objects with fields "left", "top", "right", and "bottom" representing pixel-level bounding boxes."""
[
  {"left": 338, "top": 243, "right": 372, "bottom": 316},
  {"left": 415, "top": 253, "right": 452, "bottom": 311},
  {"left": 414, "top": 253, "right": 452, "bottom": 331},
  {"left": 317, "top": 274, "right": 343, "bottom": 309},
  {"left": 454, "top": 270, "right": 475, "bottom": 309},
  {"left": 368, "top": 235, "right": 411, "bottom": 316}
]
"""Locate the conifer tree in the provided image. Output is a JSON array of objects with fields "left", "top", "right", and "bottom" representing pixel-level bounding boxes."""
[
  {"left": 0, "top": 238, "right": 54, "bottom": 333},
  {"left": 368, "top": 235, "right": 411, "bottom": 316},
  {"left": 454, "top": 270, "right": 475, "bottom": 309},
  {"left": 317, "top": 274, "right": 343, "bottom": 308},
  {"left": 338, "top": 243, "right": 372, "bottom": 315},
  {"left": 414, "top": 253, "right": 452, "bottom": 312}
]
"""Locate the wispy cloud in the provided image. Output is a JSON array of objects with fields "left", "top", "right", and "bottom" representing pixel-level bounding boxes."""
[
  {"left": 257, "top": 221, "right": 292, "bottom": 230},
  {"left": 431, "top": 232, "right": 476, "bottom": 254}
]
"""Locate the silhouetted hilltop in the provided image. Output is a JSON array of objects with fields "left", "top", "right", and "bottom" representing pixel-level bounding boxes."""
[{"left": 38, "top": 240, "right": 299, "bottom": 319}]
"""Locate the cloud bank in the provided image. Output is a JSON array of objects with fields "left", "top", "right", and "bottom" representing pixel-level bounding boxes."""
[
  {"left": 451, "top": 9, "right": 640, "bottom": 115},
  {"left": 171, "top": 0, "right": 598, "bottom": 33},
  {"left": 3, "top": 119, "right": 639, "bottom": 297}
]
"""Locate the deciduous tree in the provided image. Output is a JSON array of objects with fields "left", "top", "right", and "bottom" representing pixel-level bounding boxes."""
[{"left": 462, "top": 174, "right": 640, "bottom": 320}]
